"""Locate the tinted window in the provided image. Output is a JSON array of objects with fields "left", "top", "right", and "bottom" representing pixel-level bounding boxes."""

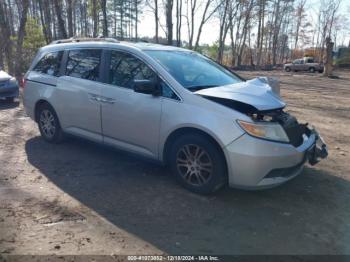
[
  {"left": 109, "top": 51, "right": 157, "bottom": 89},
  {"left": 33, "top": 51, "right": 63, "bottom": 76},
  {"left": 66, "top": 49, "right": 101, "bottom": 81},
  {"left": 145, "top": 51, "right": 241, "bottom": 91}
]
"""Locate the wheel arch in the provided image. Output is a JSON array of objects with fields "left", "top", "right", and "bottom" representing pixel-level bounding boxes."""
[
  {"left": 34, "top": 99, "right": 54, "bottom": 122},
  {"left": 162, "top": 127, "right": 228, "bottom": 171}
]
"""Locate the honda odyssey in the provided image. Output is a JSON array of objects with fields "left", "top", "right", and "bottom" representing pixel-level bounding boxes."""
[{"left": 23, "top": 38, "right": 328, "bottom": 194}]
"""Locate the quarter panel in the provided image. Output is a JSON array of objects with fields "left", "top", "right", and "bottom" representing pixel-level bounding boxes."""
[{"left": 23, "top": 72, "right": 59, "bottom": 120}]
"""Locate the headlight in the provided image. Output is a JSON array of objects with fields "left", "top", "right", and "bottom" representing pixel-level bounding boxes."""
[
  {"left": 237, "top": 120, "right": 289, "bottom": 143},
  {"left": 9, "top": 77, "right": 17, "bottom": 86}
]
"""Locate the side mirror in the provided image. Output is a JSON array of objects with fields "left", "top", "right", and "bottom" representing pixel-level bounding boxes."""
[{"left": 133, "top": 79, "right": 161, "bottom": 96}]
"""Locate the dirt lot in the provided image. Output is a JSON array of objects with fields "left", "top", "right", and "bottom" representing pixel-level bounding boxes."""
[{"left": 0, "top": 70, "right": 350, "bottom": 256}]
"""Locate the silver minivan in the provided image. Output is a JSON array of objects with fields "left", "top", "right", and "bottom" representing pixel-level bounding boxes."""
[{"left": 23, "top": 38, "right": 328, "bottom": 194}]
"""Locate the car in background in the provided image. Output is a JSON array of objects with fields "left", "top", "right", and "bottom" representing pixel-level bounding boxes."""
[
  {"left": 0, "top": 70, "right": 19, "bottom": 102},
  {"left": 284, "top": 57, "right": 324, "bottom": 73}
]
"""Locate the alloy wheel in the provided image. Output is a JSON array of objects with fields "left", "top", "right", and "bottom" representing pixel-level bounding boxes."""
[
  {"left": 39, "top": 109, "right": 56, "bottom": 139},
  {"left": 176, "top": 144, "right": 213, "bottom": 186}
]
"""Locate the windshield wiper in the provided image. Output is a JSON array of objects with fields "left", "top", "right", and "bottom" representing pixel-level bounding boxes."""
[{"left": 186, "top": 85, "right": 217, "bottom": 91}]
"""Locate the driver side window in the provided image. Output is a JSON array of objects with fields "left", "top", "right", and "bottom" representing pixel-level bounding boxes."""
[
  {"left": 109, "top": 50, "right": 179, "bottom": 100},
  {"left": 109, "top": 51, "right": 156, "bottom": 89}
]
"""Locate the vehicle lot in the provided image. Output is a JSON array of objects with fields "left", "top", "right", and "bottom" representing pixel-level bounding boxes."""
[{"left": 0, "top": 70, "right": 349, "bottom": 255}]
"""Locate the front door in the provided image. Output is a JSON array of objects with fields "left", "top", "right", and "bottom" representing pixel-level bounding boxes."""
[{"left": 100, "top": 50, "right": 162, "bottom": 158}]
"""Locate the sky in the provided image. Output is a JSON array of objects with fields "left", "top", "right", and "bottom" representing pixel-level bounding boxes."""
[{"left": 137, "top": 0, "right": 350, "bottom": 47}]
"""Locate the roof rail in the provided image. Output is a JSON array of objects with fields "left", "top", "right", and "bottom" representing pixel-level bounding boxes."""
[{"left": 50, "top": 37, "right": 119, "bottom": 45}]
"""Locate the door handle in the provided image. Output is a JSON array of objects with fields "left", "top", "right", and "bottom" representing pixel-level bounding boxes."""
[
  {"left": 89, "top": 93, "right": 115, "bottom": 104},
  {"left": 88, "top": 93, "right": 100, "bottom": 102},
  {"left": 101, "top": 98, "right": 115, "bottom": 104}
]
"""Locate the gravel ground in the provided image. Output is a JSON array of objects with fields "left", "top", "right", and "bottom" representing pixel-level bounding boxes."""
[{"left": 0, "top": 70, "right": 349, "bottom": 257}]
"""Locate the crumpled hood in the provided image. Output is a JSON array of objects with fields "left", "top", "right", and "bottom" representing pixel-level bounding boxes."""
[
  {"left": 195, "top": 78, "right": 285, "bottom": 112},
  {"left": 0, "top": 70, "right": 12, "bottom": 81}
]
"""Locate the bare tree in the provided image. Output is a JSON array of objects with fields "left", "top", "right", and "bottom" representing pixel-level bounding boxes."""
[
  {"left": 66, "top": 0, "right": 74, "bottom": 37},
  {"left": 92, "top": 0, "right": 98, "bottom": 37},
  {"left": 15, "top": 0, "right": 29, "bottom": 79},
  {"left": 101, "top": 0, "right": 108, "bottom": 36},
  {"left": 294, "top": 0, "right": 307, "bottom": 49},
  {"left": 175, "top": 0, "right": 182, "bottom": 46},
  {"left": 54, "top": 0, "right": 68, "bottom": 38},
  {"left": 323, "top": 37, "right": 334, "bottom": 76},
  {"left": 165, "top": 0, "right": 174, "bottom": 45},
  {"left": 193, "top": 0, "right": 222, "bottom": 50},
  {"left": 0, "top": 0, "right": 14, "bottom": 73},
  {"left": 146, "top": 0, "right": 160, "bottom": 42}
]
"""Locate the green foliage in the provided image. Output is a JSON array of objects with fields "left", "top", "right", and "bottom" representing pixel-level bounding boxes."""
[
  {"left": 200, "top": 42, "right": 219, "bottom": 60},
  {"left": 23, "top": 18, "right": 46, "bottom": 72},
  {"left": 23, "top": 18, "right": 46, "bottom": 51},
  {"left": 11, "top": 18, "right": 46, "bottom": 73}
]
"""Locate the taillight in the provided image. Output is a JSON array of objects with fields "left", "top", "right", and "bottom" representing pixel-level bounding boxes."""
[{"left": 20, "top": 78, "right": 27, "bottom": 89}]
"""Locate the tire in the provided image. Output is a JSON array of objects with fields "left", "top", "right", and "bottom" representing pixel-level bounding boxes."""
[
  {"left": 309, "top": 67, "right": 315, "bottom": 73},
  {"left": 5, "top": 97, "right": 14, "bottom": 103},
  {"left": 168, "top": 134, "right": 227, "bottom": 194},
  {"left": 37, "top": 103, "right": 64, "bottom": 143},
  {"left": 285, "top": 67, "right": 291, "bottom": 72}
]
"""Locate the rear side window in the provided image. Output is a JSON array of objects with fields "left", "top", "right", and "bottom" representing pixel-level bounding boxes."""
[
  {"left": 109, "top": 51, "right": 156, "bottom": 89},
  {"left": 33, "top": 51, "right": 63, "bottom": 76},
  {"left": 66, "top": 49, "right": 101, "bottom": 81}
]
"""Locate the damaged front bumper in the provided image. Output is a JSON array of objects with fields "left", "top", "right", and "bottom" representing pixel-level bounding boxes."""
[
  {"left": 305, "top": 127, "right": 328, "bottom": 165},
  {"left": 224, "top": 126, "right": 328, "bottom": 190}
]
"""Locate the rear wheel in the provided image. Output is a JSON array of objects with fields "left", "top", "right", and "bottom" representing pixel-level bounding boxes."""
[
  {"left": 309, "top": 67, "right": 315, "bottom": 73},
  {"left": 37, "top": 103, "right": 64, "bottom": 143},
  {"left": 169, "top": 134, "right": 227, "bottom": 194}
]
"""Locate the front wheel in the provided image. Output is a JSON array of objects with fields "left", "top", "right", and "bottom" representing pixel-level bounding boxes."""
[
  {"left": 169, "top": 134, "right": 227, "bottom": 194},
  {"left": 37, "top": 103, "right": 64, "bottom": 143},
  {"left": 309, "top": 67, "right": 315, "bottom": 73},
  {"left": 285, "top": 67, "right": 291, "bottom": 72}
]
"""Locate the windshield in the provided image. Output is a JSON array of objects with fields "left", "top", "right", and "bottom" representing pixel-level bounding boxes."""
[{"left": 145, "top": 50, "right": 242, "bottom": 91}]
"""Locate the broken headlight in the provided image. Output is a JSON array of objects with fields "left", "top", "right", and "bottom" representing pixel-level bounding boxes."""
[{"left": 237, "top": 120, "right": 290, "bottom": 143}]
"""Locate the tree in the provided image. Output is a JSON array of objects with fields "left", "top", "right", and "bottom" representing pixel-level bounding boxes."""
[
  {"left": 92, "top": 0, "right": 98, "bottom": 37},
  {"left": 323, "top": 37, "right": 334, "bottom": 77},
  {"left": 165, "top": 0, "right": 174, "bottom": 45},
  {"left": 66, "top": 0, "right": 74, "bottom": 37},
  {"left": 194, "top": 0, "right": 222, "bottom": 51},
  {"left": 15, "top": 0, "right": 29, "bottom": 79},
  {"left": 101, "top": 0, "right": 108, "bottom": 36},
  {"left": 54, "top": 0, "right": 68, "bottom": 39},
  {"left": 0, "top": 0, "right": 14, "bottom": 73}
]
